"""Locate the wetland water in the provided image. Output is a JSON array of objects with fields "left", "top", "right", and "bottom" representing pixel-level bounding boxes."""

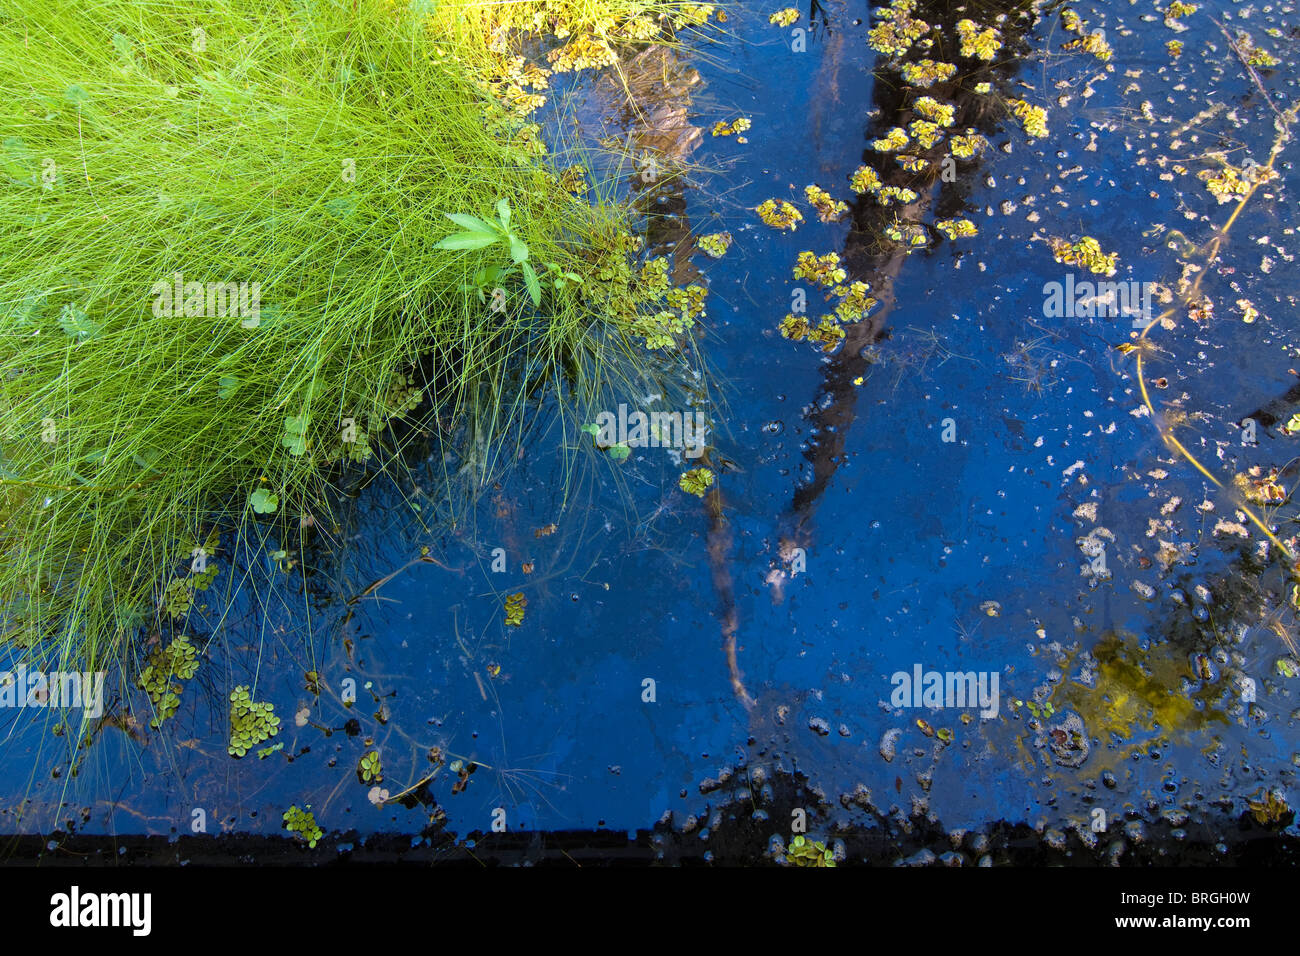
[{"left": 4, "top": 0, "right": 1300, "bottom": 864}]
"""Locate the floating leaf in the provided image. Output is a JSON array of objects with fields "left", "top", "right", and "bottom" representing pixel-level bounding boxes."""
[
  {"left": 678, "top": 467, "right": 714, "bottom": 497},
  {"left": 249, "top": 488, "right": 278, "bottom": 513},
  {"left": 504, "top": 591, "right": 527, "bottom": 626}
]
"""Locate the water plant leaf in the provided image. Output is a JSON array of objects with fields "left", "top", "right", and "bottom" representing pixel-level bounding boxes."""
[
  {"left": 435, "top": 231, "right": 499, "bottom": 251},
  {"left": 217, "top": 375, "right": 238, "bottom": 399},
  {"left": 679, "top": 467, "right": 714, "bottom": 497},
  {"left": 58, "top": 303, "right": 100, "bottom": 341},
  {"left": 445, "top": 213, "right": 497, "bottom": 234},
  {"left": 495, "top": 198, "right": 511, "bottom": 230},
  {"left": 509, "top": 236, "right": 529, "bottom": 264},
  {"left": 606, "top": 441, "right": 631, "bottom": 462},
  {"left": 504, "top": 591, "right": 527, "bottom": 626},
  {"left": 520, "top": 260, "right": 541, "bottom": 306},
  {"left": 249, "top": 488, "right": 278, "bottom": 513}
]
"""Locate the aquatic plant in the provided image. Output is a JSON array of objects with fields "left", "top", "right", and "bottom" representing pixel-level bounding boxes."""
[
  {"left": 849, "top": 166, "right": 882, "bottom": 194},
  {"left": 899, "top": 60, "right": 957, "bottom": 88},
  {"left": 228, "top": 686, "right": 280, "bottom": 758},
  {"left": 359, "top": 750, "right": 383, "bottom": 784},
  {"left": 137, "top": 635, "right": 201, "bottom": 729},
  {"left": 756, "top": 199, "right": 804, "bottom": 231},
  {"left": 768, "top": 8, "right": 799, "bottom": 28},
  {"left": 711, "top": 117, "right": 752, "bottom": 142},
  {"left": 792, "top": 253, "right": 847, "bottom": 288},
  {"left": 1008, "top": 98, "right": 1049, "bottom": 138},
  {"left": 870, "top": 128, "right": 911, "bottom": 153},
  {"left": 955, "top": 19, "right": 1001, "bottom": 61},
  {"left": 504, "top": 592, "right": 528, "bottom": 627},
  {"left": 0, "top": 0, "right": 709, "bottom": 686},
  {"left": 678, "top": 468, "right": 714, "bottom": 497},
  {"left": 696, "top": 233, "right": 733, "bottom": 258},
  {"left": 867, "top": 0, "right": 928, "bottom": 58},
  {"left": 935, "top": 218, "right": 978, "bottom": 240},
  {"left": 283, "top": 805, "right": 323, "bottom": 848},
  {"left": 1049, "top": 237, "right": 1118, "bottom": 276},
  {"left": 784, "top": 835, "right": 836, "bottom": 867},
  {"left": 804, "top": 185, "right": 849, "bottom": 223},
  {"left": 912, "top": 96, "right": 955, "bottom": 127}
]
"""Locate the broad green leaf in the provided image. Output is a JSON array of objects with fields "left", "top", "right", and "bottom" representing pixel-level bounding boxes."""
[
  {"left": 445, "top": 213, "right": 496, "bottom": 234},
  {"left": 435, "top": 232, "right": 499, "bottom": 251},
  {"left": 607, "top": 442, "right": 630, "bottom": 462},
  {"left": 495, "top": 198, "right": 511, "bottom": 230},
  {"left": 521, "top": 260, "right": 541, "bottom": 306},
  {"left": 509, "top": 236, "right": 529, "bottom": 265},
  {"left": 249, "top": 488, "right": 278, "bottom": 513}
]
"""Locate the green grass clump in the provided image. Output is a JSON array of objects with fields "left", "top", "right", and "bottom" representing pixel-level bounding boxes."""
[{"left": 0, "top": 0, "right": 705, "bottom": 681}]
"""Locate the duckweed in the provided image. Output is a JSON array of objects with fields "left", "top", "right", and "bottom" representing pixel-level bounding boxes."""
[
  {"left": 870, "top": 127, "right": 910, "bottom": 153},
  {"left": 955, "top": 19, "right": 1001, "bottom": 61},
  {"left": 283, "top": 805, "right": 323, "bottom": 848},
  {"left": 785, "top": 835, "right": 836, "bottom": 867},
  {"left": 849, "top": 165, "right": 882, "bottom": 194},
  {"left": 359, "top": 749, "right": 383, "bottom": 783},
  {"left": 867, "top": 0, "right": 928, "bottom": 58},
  {"left": 899, "top": 60, "right": 957, "bottom": 88},
  {"left": 949, "top": 132, "right": 988, "bottom": 159},
  {"left": 793, "top": 252, "right": 847, "bottom": 288},
  {"left": 768, "top": 7, "right": 799, "bottom": 28},
  {"left": 912, "top": 96, "right": 955, "bottom": 127},
  {"left": 907, "top": 119, "right": 944, "bottom": 149},
  {"left": 696, "top": 232, "right": 732, "bottom": 258},
  {"left": 1049, "top": 236, "right": 1118, "bottom": 276},
  {"left": 756, "top": 199, "right": 804, "bottom": 231},
  {"left": 936, "top": 218, "right": 978, "bottom": 240},
  {"left": 228, "top": 685, "right": 280, "bottom": 758},
  {"left": 804, "top": 185, "right": 849, "bottom": 223},
  {"left": 137, "top": 634, "right": 201, "bottom": 728},
  {"left": 1009, "top": 99, "right": 1049, "bottom": 139},
  {"left": 678, "top": 468, "right": 715, "bottom": 497},
  {"left": 711, "top": 117, "right": 752, "bottom": 143},
  {"left": 504, "top": 592, "right": 527, "bottom": 627}
]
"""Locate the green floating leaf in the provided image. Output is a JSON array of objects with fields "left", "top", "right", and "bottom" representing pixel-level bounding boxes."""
[
  {"left": 678, "top": 467, "right": 714, "bottom": 497},
  {"left": 606, "top": 442, "right": 631, "bottom": 462},
  {"left": 249, "top": 488, "right": 278, "bottom": 513},
  {"left": 217, "top": 375, "right": 238, "bottom": 399}
]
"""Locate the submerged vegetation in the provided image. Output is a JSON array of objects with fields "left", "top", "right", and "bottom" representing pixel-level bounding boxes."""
[{"left": 0, "top": 0, "right": 719, "bottom": 705}]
